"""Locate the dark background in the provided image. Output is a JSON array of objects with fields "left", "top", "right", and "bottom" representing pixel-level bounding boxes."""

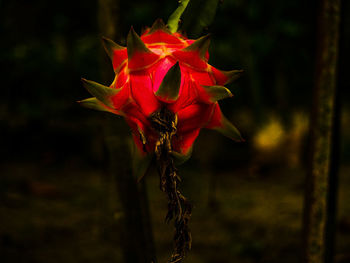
[{"left": 1, "top": 0, "right": 350, "bottom": 262}]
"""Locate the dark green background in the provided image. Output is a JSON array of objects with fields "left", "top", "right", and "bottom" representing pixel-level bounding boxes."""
[{"left": 1, "top": 0, "right": 350, "bottom": 262}]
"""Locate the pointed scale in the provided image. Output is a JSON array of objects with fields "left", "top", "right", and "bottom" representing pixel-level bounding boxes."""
[
  {"left": 102, "top": 37, "right": 127, "bottom": 72},
  {"left": 149, "top": 18, "right": 170, "bottom": 34},
  {"left": 127, "top": 27, "right": 159, "bottom": 70},
  {"left": 221, "top": 69, "right": 244, "bottom": 85},
  {"left": 81, "top": 78, "right": 119, "bottom": 108},
  {"left": 182, "top": 34, "right": 210, "bottom": 59},
  {"left": 77, "top": 97, "right": 120, "bottom": 115},
  {"left": 215, "top": 116, "right": 244, "bottom": 142},
  {"left": 201, "top": 85, "right": 233, "bottom": 103},
  {"left": 155, "top": 62, "right": 182, "bottom": 102},
  {"left": 172, "top": 35, "right": 210, "bottom": 69},
  {"left": 206, "top": 104, "right": 244, "bottom": 142},
  {"left": 211, "top": 67, "right": 244, "bottom": 85}
]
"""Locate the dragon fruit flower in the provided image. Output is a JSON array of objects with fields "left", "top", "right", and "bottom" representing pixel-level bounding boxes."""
[{"left": 80, "top": 19, "right": 243, "bottom": 173}]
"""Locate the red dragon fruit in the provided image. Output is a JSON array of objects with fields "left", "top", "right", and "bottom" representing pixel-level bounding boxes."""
[{"left": 80, "top": 19, "right": 243, "bottom": 170}]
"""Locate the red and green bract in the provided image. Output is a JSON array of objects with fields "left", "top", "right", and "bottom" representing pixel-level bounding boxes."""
[{"left": 80, "top": 19, "right": 243, "bottom": 164}]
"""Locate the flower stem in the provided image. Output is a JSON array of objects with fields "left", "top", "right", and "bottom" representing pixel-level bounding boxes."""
[{"left": 150, "top": 108, "right": 192, "bottom": 263}]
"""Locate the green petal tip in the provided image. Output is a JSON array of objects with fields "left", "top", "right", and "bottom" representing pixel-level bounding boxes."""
[
  {"left": 183, "top": 34, "right": 210, "bottom": 58},
  {"left": 77, "top": 97, "right": 118, "bottom": 114},
  {"left": 127, "top": 27, "right": 151, "bottom": 58},
  {"left": 215, "top": 116, "right": 244, "bottom": 142},
  {"left": 202, "top": 85, "right": 233, "bottom": 102},
  {"left": 101, "top": 37, "right": 124, "bottom": 60},
  {"left": 223, "top": 69, "right": 244, "bottom": 85},
  {"left": 155, "top": 62, "right": 182, "bottom": 101},
  {"left": 81, "top": 78, "right": 119, "bottom": 108},
  {"left": 149, "top": 18, "right": 170, "bottom": 34}
]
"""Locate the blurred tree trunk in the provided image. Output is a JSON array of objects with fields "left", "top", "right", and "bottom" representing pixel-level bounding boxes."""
[
  {"left": 104, "top": 129, "right": 156, "bottom": 263},
  {"left": 302, "top": 1, "right": 341, "bottom": 263},
  {"left": 98, "top": 1, "right": 157, "bottom": 263}
]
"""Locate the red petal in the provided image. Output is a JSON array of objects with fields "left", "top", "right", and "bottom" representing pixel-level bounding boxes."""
[
  {"left": 172, "top": 49, "right": 208, "bottom": 70},
  {"left": 148, "top": 44, "right": 187, "bottom": 53},
  {"left": 122, "top": 101, "right": 148, "bottom": 124},
  {"left": 129, "top": 72, "right": 160, "bottom": 116},
  {"left": 141, "top": 30, "right": 184, "bottom": 45},
  {"left": 190, "top": 70, "right": 215, "bottom": 86},
  {"left": 172, "top": 129, "right": 200, "bottom": 155},
  {"left": 176, "top": 103, "right": 212, "bottom": 133},
  {"left": 114, "top": 65, "right": 129, "bottom": 88},
  {"left": 168, "top": 75, "right": 197, "bottom": 112},
  {"left": 210, "top": 66, "right": 228, "bottom": 85},
  {"left": 205, "top": 103, "right": 223, "bottom": 129},
  {"left": 111, "top": 82, "right": 131, "bottom": 110},
  {"left": 128, "top": 51, "right": 160, "bottom": 71},
  {"left": 112, "top": 48, "right": 128, "bottom": 72}
]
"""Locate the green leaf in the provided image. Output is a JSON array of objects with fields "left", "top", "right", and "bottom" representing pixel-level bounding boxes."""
[
  {"left": 77, "top": 97, "right": 118, "bottom": 114},
  {"left": 155, "top": 62, "right": 181, "bottom": 101},
  {"left": 81, "top": 78, "right": 119, "bottom": 108},
  {"left": 181, "top": 0, "right": 220, "bottom": 37},
  {"left": 202, "top": 85, "right": 233, "bottom": 102},
  {"left": 214, "top": 116, "right": 244, "bottom": 142},
  {"left": 167, "top": 0, "right": 190, "bottom": 33}
]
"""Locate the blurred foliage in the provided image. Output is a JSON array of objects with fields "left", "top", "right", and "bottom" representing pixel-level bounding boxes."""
[
  {"left": 181, "top": 0, "right": 220, "bottom": 37},
  {"left": 1, "top": 0, "right": 350, "bottom": 262}
]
